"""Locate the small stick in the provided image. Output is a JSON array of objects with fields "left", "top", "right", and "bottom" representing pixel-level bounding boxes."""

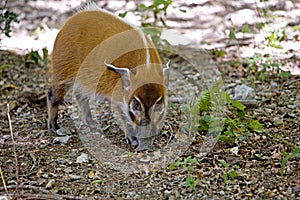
[
  {"left": 7, "top": 103, "right": 19, "bottom": 192},
  {"left": 0, "top": 166, "right": 8, "bottom": 194}
]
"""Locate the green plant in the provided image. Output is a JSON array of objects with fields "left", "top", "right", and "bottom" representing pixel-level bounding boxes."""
[
  {"left": 24, "top": 48, "right": 49, "bottom": 66},
  {"left": 119, "top": 0, "right": 183, "bottom": 45},
  {"left": 219, "top": 159, "right": 240, "bottom": 184},
  {"left": 138, "top": 0, "right": 172, "bottom": 27},
  {"left": 280, "top": 147, "right": 300, "bottom": 176},
  {"left": 198, "top": 90, "right": 263, "bottom": 143},
  {"left": 0, "top": 63, "right": 11, "bottom": 80},
  {"left": 0, "top": 0, "right": 18, "bottom": 38},
  {"left": 169, "top": 156, "right": 200, "bottom": 189},
  {"left": 245, "top": 54, "right": 291, "bottom": 81}
]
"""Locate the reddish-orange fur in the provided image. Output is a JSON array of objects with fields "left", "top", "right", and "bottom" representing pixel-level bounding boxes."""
[
  {"left": 51, "top": 11, "right": 161, "bottom": 96},
  {"left": 47, "top": 9, "right": 164, "bottom": 133}
]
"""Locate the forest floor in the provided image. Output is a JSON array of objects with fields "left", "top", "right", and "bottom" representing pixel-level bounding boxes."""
[{"left": 0, "top": 0, "right": 299, "bottom": 199}]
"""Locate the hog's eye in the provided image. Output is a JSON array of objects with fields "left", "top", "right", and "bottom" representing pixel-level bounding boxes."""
[
  {"left": 154, "top": 98, "right": 164, "bottom": 112},
  {"left": 131, "top": 97, "right": 141, "bottom": 112}
]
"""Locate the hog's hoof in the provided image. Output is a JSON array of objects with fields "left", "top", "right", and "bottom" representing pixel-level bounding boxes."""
[{"left": 126, "top": 137, "right": 138, "bottom": 147}]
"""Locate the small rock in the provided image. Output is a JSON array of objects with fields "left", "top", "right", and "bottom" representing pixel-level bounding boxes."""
[
  {"left": 64, "top": 167, "right": 72, "bottom": 173},
  {"left": 126, "top": 191, "right": 136, "bottom": 197},
  {"left": 53, "top": 135, "right": 72, "bottom": 144},
  {"left": 69, "top": 174, "right": 81, "bottom": 180},
  {"left": 93, "top": 171, "right": 101, "bottom": 180},
  {"left": 291, "top": 186, "right": 300, "bottom": 194},
  {"left": 41, "top": 174, "right": 49, "bottom": 178},
  {"left": 270, "top": 80, "right": 278, "bottom": 89},
  {"left": 45, "top": 179, "right": 55, "bottom": 189},
  {"left": 70, "top": 149, "right": 78, "bottom": 157},
  {"left": 2, "top": 135, "right": 10, "bottom": 140},
  {"left": 219, "top": 190, "right": 225, "bottom": 195},
  {"left": 164, "top": 190, "right": 171, "bottom": 195},
  {"left": 273, "top": 117, "right": 283, "bottom": 126},
  {"left": 56, "top": 158, "right": 66, "bottom": 165},
  {"left": 233, "top": 84, "right": 255, "bottom": 100},
  {"left": 287, "top": 104, "right": 297, "bottom": 109},
  {"left": 76, "top": 153, "right": 89, "bottom": 163},
  {"left": 56, "top": 127, "right": 71, "bottom": 136}
]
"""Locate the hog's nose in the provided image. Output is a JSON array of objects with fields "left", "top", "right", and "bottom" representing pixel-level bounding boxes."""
[{"left": 136, "top": 137, "right": 154, "bottom": 151}]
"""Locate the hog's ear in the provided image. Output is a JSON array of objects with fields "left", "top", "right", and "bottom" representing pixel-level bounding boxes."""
[
  {"left": 163, "top": 60, "right": 170, "bottom": 86},
  {"left": 105, "top": 62, "right": 131, "bottom": 92}
]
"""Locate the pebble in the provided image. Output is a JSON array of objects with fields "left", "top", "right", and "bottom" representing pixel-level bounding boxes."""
[
  {"left": 70, "top": 149, "right": 78, "bottom": 157},
  {"left": 64, "top": 167, "right": 72, "bottom": 173},
  {"left": 2, "top": 135, "right": 10, "bottom": 140},
  {"left": 69, "top": 174, "right": 81, "bottom": 180},
  {"left": 270, "top": 80, "right": 278, "bottom": 89},
  {"left": 41, "top": 174, "right": 49, "bottom": 178},
  {"left": 273, "top": 117, "right": 283, "bottom": 126},
  {"left": 292, "top": 186, "right": 300, "bottom": 194},
  {"left": 45, "top": 179, "right": 55, "bottom": 189},
  {"left": 287, "top": 104, "right": 297, "bottom": 109},
  {"left": 76, "top": 153, "right": 89, "bottom": 163},
  {"left": 53, "top": 135, "right": 72, "bottom": 144},
  {"left": 56, "top": 127, "right": 71, "bottom": 136},
  {"left": 233, "top": 84, "right": 255, "bottom": 100},
  {"left": 93, "top": 171, "right": 101, "bottom": 180}
]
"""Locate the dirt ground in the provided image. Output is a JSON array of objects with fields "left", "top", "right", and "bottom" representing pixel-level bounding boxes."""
[{"left": 0, "top": 0, "right": 299, "bottom": 199}]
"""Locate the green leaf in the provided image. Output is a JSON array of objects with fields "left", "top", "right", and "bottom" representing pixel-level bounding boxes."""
[
  {"left": 221, "top": 91, "right": 231, "bottom": 104},
  {"left": 292, "top": 24, "right": 300, "bottom": 31},
  {"left": 138, "top": 4, "right": 148, "bottom": 11},
  {"left": 169, "top": 162, "right": 175, "bottom": 170},
  {"left": 280, "top": 70, "right": 291, "bottom": 79},
  {"left": 154, "top": 0, "right": 172, "bottom": 6},
  {"left": 198, "top": 90, "right": 211, "bottom": 112},
  {"left": 257, "top": 22, "right": 264, "bottom": 29},
  {"left": 241, "top": 24, "right": 249, "bottom": 33},
  {"left": 185, "top": 174, "right": 197, "bottom": 188},
  {"left": 91, "top": 179, "right": 102, "bottom": 184},
  {"left": 186, "top": 157, "right": 199, "bottom": 165},
  {"left": 232, "top": 100, "right": 246, "bottom": 111},
  {"left": 228, "top": 170, "right": 238, "bottom": 179},
  {"left": 247, "top": 119, "right": 263, "bottom": 132},
  {"left": 232, "top": 164, "right": 240, "bottom": 169},
  {"left": 236, "top": 109, "right": 245, "bottom": 119},
  {"left": 218, "top": 159, "right": 229, "bottom": 168},
  {"left": 118, "top": 12, "right": 127, "bottom": 18},
  {"left": 211, "top": 49, "right": 226, "bottom": 58},
  {"left": 217, "top": 135, "right": 234, "bottom": 143},
  {"left": 229, "top": 30, "right": 237, "bottom": 40},
  {"left": 199, "top": 115, "right": 211, "bottom": 131},
  {"left": 292, "top": 147, "right": 300, "bottom": 156},
  {"left": 280, "top": 155, "right": 289, "bottom": 176},
  {"left": 175, "top": 158, "right": 182, "bottom": 167},
  {"left": 221, "top": 173, "right": 228, "bottom": 183}
]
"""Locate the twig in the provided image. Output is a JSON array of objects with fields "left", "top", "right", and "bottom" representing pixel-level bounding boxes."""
[
  {"left": 283, "top": 77, "right": 300, "bottom": 87},
  {"left": 29, "top": 152, "right": 37, "bottom": 171},
  {"left": 0, "top": 185, "right": 86, "bottom": 200},
  {"left": 0, "top": 166, "right": 8, "bottom": 194},
  {"left": 7, "top": 103, "right": 20, "bottom": 192},
  {"left": 265, "top": 131, "right": 296, "bottom": 148}
]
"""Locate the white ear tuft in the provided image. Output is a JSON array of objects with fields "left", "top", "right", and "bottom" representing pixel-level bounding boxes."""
[
  {"left": 104, "top": 61, "right": 131, "bottom": 91},
  {"left": 77, "top": 1, "right": 101, "bottom": 12},
  {"left": 163, "top": 60, "right": 170, "bottom": 86}
]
